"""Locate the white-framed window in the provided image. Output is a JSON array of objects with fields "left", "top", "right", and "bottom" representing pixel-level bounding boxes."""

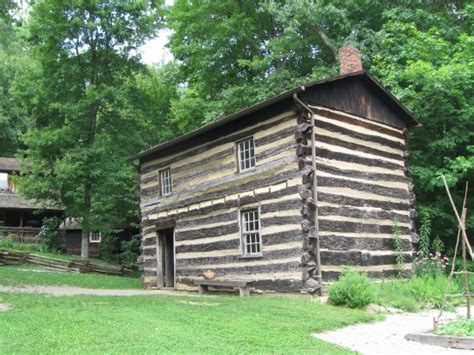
[
  {"left": 237, "top": 137, "right": 256, "bottom": 172},
  {"left": 0, "top": 173, "right": 8, "bottom": 191},
  {"left": 160, "top": 168, "right": 172, "bottom": 196},
  {"left": 89, "top": 231, "right": 101, "bottom": 243},
  {"left": 240, "top": 209, "right": 262, "bottom": 255}
]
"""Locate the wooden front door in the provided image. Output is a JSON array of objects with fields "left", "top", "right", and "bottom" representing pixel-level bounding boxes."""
[{"left": 156, "top": 228, "right": 175, "bottom": 288}]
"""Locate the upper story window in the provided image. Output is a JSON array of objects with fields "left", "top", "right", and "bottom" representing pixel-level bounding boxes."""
[
  {"left": 89, "top": 231, "right": 102, "bottom": 243},
  {"left": 160, "top": 168, "right": 172, "bottom": 196},
  {"left": 240, "top": 209, "right": 262, "bottom": 256},
  {"left": 237, "top": 137, "right": 256, "bottom": 172},
  {"left": 0, "top": 173, "right": 7, "bottom": 191}
]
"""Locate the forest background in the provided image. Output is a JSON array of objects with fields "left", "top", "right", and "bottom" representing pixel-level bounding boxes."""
[{"left": 0, "top": 0, "right": 472, "bottom": 256}]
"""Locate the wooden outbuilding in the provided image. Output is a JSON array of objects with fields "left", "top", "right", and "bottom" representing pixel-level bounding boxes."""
[{"left": 132, "top": 46, "right": 419, "bottom": 293}]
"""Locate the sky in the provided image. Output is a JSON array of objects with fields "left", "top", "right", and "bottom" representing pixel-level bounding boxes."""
[
  {"left": 139, "top": 0, "right": 175, "bottom": 66},
  {"left": 14, "top": 0, "right": 175, "bottom": 67},
  {"left": 139, "top": 28, "right": 173, "bottom": 66}
]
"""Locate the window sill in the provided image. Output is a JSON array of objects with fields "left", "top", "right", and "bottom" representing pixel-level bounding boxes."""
[
  {"left": 238, "top": 167, "right": 257, "bottom": 174},
  {"left": 238, "top": 254, "right": 263, "bottom": 260}
]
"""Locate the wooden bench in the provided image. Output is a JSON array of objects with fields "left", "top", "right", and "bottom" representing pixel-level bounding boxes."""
[{"left": 194, "top": 279, "right": 252, "bottom": 297}]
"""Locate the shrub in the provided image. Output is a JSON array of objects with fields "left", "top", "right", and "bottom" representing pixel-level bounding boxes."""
[
  {"left": 99, "top": 233, "right": 120, "bottom": 263},
  {"left": 436, "top": 319, "right": 474, "bottom": 337},
  {"left": 413, "top": 252, "right": 448, "bottom": 278},
  {"left": 328, "top": 268, "right": 376, "bottom": 308},
  {"left": 38, "top": 217, "right": 61, "bottom": 251},
  {"left": 432, "top": 236, "right": 445, "bottom": 253},
  {"left": 0, "top": 238, "right": 15, "bottom": 250},
  {"left": 376, "top": 275, "right": 458, "bottom": 311},
  {"left": 120, "top": 234, "right": 140, "bottom": 265}
]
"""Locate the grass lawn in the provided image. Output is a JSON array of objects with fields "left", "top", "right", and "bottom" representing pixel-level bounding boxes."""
[
  {"left": 0, "top": 265, "right": 141, "bottom": 289},
  {"left": 0, "top": 291, "right": 380, "bottom": 354}
]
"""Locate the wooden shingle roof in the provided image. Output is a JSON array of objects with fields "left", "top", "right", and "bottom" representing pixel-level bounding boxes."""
[
  {"left": 130, "top": 71, "right": 419, "bottom": 162},
  {"left": 0, "top": 157, "right": 20, "bottom": 173}
]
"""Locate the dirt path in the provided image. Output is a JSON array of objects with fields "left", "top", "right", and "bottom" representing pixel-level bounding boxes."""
[
  {"left": 0, "top": 285, "right": 200, "bottom": 297},
  {"left": 314, "top": 308, "right": 468, "bottom": 354}
]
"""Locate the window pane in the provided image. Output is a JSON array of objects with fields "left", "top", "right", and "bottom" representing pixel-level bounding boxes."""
[
  {"left": 238, "top": 138, "right": 256, "bottom": 172},
  {"left": 241, "top": 209, "right": 261, "bottom": 255},
  {"left": 160, "top": 168, "right": 172, "bottom": 195}
]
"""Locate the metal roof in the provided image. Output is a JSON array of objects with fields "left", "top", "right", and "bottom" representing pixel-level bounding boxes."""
[{"left": 130, "top": 71, "right": 419, "bottom": 161}]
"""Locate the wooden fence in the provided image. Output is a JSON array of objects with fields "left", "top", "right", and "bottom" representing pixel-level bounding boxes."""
[{"left": 0, "top": 250, "right": 134, "bottom": 276}]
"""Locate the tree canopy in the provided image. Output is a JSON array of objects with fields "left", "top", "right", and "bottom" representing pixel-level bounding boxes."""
[
  {"left": 15, "top": 0, "right": 163, "bottom": 258},
  {"left": 2, "top": 0, "right": 472, "bottom": 255}
]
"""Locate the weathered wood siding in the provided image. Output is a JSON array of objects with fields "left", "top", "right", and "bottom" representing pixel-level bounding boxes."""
[
  {"left": 298, "top": 105, "right": 415, "bottom": 282},
  {"left": 303, "top": 76, "right": 410, "bottom": 129},
  {"left": 139, "top": 111, "right": 305, "bottom": 291}
]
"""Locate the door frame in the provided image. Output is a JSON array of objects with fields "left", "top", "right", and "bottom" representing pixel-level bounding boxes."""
[{"left": 155, "top": 219, "right": 176, "bottom": 289}]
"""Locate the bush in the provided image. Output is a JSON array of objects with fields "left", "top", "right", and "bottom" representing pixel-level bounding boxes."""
[
  {"left": 328, "top": 268, "right": 376, "bottom": 308},
  {"left": 120, "top": 234, "right": 140, "bottom": 264},
  {"left": 437, "top": 319, "right": 474, "bottom": 337},
  {"left": 99, "top": 233, "right": 120, "bottom": 263},
  {"left": 376, "top": 274, "right": 459, "bottom": 311},
  {"left": 38, "top": 217, "right": 61, "bottom": 251},
  {"left": 413, "top": 252, "right": 448, "bottom": 278}
]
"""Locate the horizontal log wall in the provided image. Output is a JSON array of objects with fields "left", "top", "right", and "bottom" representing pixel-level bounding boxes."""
[
  {"left": 139, "top": 111, "right": 305, "bottom": 292},
  {"left": 300, "top": 105, "right": 415, "bottom": 282}
]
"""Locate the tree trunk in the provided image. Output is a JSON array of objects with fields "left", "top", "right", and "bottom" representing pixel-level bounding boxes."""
[
  {"left": 80, "top": 183, "right": 92, "bottom": 260},
  {"left": 81, "top": 227, "right": 89, "bottom": 260}
]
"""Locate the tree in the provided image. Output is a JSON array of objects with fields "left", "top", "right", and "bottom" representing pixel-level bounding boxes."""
[
  {"left": 370, "top": 4, "right": 474, "bottom": 242},
  {"left": 0, "top": 0, "right": 29, "bottom": 157},
  {"left": 18, "top": 0, "right": 163, "bottom": 259},
  {"left": 164, "top": 0, "right": 473, "bottom": 246}
]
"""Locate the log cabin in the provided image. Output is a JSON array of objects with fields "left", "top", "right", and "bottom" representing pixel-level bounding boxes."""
[{"left": 132, "top": 45, "right": 419, "bottom": 293}]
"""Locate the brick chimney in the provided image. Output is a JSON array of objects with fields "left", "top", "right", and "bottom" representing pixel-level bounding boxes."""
[{"left": 338, "top": 45, "right": 363, "bottom": 75}]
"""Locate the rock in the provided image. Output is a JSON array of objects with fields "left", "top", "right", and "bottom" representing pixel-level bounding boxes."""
[
  {"left": 0, "top": 304, "right": 11, "bottom": 312},
  {"left": 385, "top": 306, "right": 403, "bottom": 314},
  {"left": 311, "top": 296, "right": 328, "bottom": 304},
  {"left": 366, "top": 304, "right": 386, "bottom": 314},
  {"left": 304, "top": 278, "right": 320, "bottom": 293},
  {"left": 203, "top": 269, "right": 215, "bottom": 280}
]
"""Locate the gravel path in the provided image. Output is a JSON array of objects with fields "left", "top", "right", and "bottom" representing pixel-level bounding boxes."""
[
  {"left": 0, "top": 285, "right": 199, "bottom": 297},
  {"left": 314, "top": 308, "right": 468, "bottom": 354}
]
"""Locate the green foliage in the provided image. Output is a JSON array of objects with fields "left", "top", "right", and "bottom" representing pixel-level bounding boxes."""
[
  {"left": 99, "top": 233, "right": 120, "bottom": 263},
  {"left": 0, "top": 240, "right": 69, "bottom": 258},
  {"left": 418, "top": 209, "right": 431, "bottom": 258},
  {"left": 376, "top": 275, "right": 459, "bottom": 311},
  {"left": 15, "top": 1, "right": 164, "bottom": 258},
  {"left": 38, "top": 217, "right": 61, "bottom": 251},
  {"left": 164, "top": 0, "right": 473, "bottom": 248},
  {"left": 1, "top": 1, "right": 472, "bottom": 262},
  {"left": 436, "top": 319, "right": 474, "bottom": 337},
  {"left": 328, "top": 268, "right": 376, "bottom": 308},
  {"left": 120, "top": 234, "right": 141, "bottom": 264},
  {"left": 392, "top": 217, "right": 405, "bottom": 277},
  {"left": 413, "top": 252, "right": 448, "bottom": 278},
  {"left": 0, "top": 238, "right": 15, "bottom": 250},
  {"left": 432, "top": 236, "right": 445, "bottom": 254}
]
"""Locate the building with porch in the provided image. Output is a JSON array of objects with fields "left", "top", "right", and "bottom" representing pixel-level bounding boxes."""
[{"left": 0, "top": 157, "right": 63, "bottom": 242}]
